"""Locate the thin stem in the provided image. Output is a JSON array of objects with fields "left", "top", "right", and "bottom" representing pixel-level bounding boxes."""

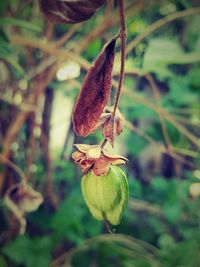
[
  {"left": 126, "top": 7, "right": 200, "bottom": 54},
  {"left": 145, "top": 74, "right": 172, "bottom": 153},
  {"left": 113, "top": 0, "right": 126, "bottom": 118},
  {"left": 0, "top": 154, "right": 26, "bottom": 182},
  {"left": 101, "top": 138, "right": 108, "bottom": 149}
]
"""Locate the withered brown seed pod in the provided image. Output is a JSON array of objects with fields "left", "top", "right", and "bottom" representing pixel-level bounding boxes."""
[
  {"left": 39, "top": 0, "right": 105, "bottom": 24},
  {"left": 73, "top": 37, "right": 117, "bottom": 136}
]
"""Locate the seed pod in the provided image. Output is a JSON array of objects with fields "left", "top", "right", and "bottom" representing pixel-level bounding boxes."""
[
  {"left": 39, "top": 0, "right": 105, "bottom": 24},
  {"left": 81, "top": 165, "right": 129, "bottom": 225},
  {"left": 73, "top": 37, "right": 117, "bottom": 136}
]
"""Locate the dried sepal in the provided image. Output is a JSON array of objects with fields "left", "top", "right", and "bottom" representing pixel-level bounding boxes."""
[
  {"left": 4, "top": 182, "right": 43, "bottom": 234},
  {"left": 102, "top": 116, "right": 115, "bottom": 147},
  {"left": 72, "top": 144, "right": 127, "bottom": 176},
  {"left": 93, "top": 157, "right": 111, "bottom": 176},
  {"left": 92, "top": 106, "right": 125, "bottom": 146},
  {"left": 74, "top": 144, "right": 101, "bottom": 159},
  {"left": 39, "top": 0, "right": 105, "bottom": 24},
  {"left": 72, "top": 37, "right": 117, "bottom": 136}
]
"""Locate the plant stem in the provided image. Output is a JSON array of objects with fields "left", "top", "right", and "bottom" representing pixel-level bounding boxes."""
[
  {"left": 113, "top": 0, "right": 126, "bottom": 118},
  {"left": 0, "top": 154, "right": 26, "bottom": 182}
]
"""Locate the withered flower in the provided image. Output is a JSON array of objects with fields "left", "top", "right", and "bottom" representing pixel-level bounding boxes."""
[
  {"left": 4, "top": 182, "right": 43, "bottom": 234},
  {"left": 72, "top": 144, "right": 127, "bottom": 176},
  {"left": 5, "top": 182, "right": 43, "bottom": 213},
  {"left": 92, "top": 106, "right": 124, "bottom": 146}
]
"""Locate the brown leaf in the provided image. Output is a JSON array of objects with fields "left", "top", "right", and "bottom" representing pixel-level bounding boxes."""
[
  {"left": 39, "top": 0, "right": 105, "bottom": 24},
  {"left": 72, "top": 37, "right": 117, "bottom": 136}
]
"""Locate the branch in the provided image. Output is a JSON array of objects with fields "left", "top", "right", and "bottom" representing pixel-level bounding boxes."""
[
  {"left": 145, "top": 74, "right": 172, "bottom": 153},
  {"left": 126, "top": 7, "right": 200, "bottom": 53},
  {"left": 0, "top": 154, "right": 26, "bottom": 182}
]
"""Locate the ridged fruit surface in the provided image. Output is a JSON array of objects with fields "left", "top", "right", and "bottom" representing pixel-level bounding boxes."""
[{"left": 81, "top": 166, "right": 128, "bottom": 225}]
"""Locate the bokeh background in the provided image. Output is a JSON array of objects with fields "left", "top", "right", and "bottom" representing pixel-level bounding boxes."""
[{"left": 0, "top": 0, "right": 200, "bottom": 266}]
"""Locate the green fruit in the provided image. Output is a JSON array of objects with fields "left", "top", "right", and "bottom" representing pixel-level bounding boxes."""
[{"left": 81, "top": 166, "right": 129, "bottom": 225}]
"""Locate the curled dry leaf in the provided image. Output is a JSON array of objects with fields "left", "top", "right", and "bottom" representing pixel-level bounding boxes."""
[
  {"left": 4, "top": 182, "right": 43, "bottom": 234},
  {"left": 72, "top": 37, "right": 117, "bottom": 136},
  {"left": 72, "top": 144, "right": 128, "bottom": 175},
  {"left": 39, "top": 0, "right": 105, "bottom": 24}
]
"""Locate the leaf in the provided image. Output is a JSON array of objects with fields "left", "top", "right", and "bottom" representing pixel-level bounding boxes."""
[
  {"left": 0, "top": 256, "right": 7, "bottom": 267},
  {"left": 51, "top": 189, "right": 86, "bottom": 243},
  {"left": 0, "top": 41, "right": 25, "bottom": 75},
  {"left": 39, "top": 0, "right": 105, "bottom": 24},
  {"left": 73, "top": 37, "right": 116, "bottom": 136},
  {"left": 143, "top": 38, "right": 200, "bottom": 77},
  {"left": 2, "top": 236, "right": 52, "bottom": 267},
  {"left": 0, "top": 18, "right": 41, "bottom": 31}
]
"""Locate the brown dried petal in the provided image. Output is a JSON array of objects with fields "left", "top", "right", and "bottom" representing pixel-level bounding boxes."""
[
  {"left": 86, "top": 146, "right": 101, "bottom": 159},
  {"left": 93, "top": 157, "right": 111, "bottom": 176},
  {"left": 110, "top": 158, "right": 127, "bottom": 165},
  {"left": 79, "top": 159, "right": 94, "bottom": 173},
  {"left": 102, "top": 148, "right": 128, "bottom": 163},
  {"left": 39, "top": 0, "right": 105, "bottom": 24},
  {"left": 90, "top": 112, "right": 111, "bottom": 133},
  {"left": 73, "top": 37, "right": 116, "bottom": 136},
  {"left": 71, "top": 151, "right": 84, "bottom": 162},
  {"left": 116, "top": 115, "right": 124, "bottom": 136},
  {"left": 74, "top": 144, "right": 101, "bottom": 159}
]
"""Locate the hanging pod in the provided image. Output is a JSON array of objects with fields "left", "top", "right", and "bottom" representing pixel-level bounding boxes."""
[
  {"left": 81, "top": 165, "right": 129, "bottom": 225},
  {"left": 39, "top": 0, "right": 105, "bottom": 24}
]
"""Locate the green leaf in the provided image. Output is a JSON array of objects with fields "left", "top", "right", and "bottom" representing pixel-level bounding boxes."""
[
  {"left": 2, "top": 235, "right": 53, "bottom": 267},
  {"left": 0, "top": 41, "right": 24, "bottom": 75},
  {"left": 0, "top": 18, "right": 41, "bottom": 31},
  {"left": 84, "top": 39, "right": 101, "bottom": 59},
  {"left": 168, "top": 77, "right": 197, "bottom": 105},
  {"left": 143, "top": 38, "right": 200, "bottom": 77},
  {"left": 0, "top": 255, "right": 8, "bottom": 267},
  {"left": 51, "top": 189, "right": 86, "bottom": 243},
  {"left": 160, "top": 240, "right": 200, "bottom": 267}
]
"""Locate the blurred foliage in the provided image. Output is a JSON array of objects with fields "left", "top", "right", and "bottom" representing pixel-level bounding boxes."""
[{"left": 0, "top": 0, "right": 200, "bottom": 267}]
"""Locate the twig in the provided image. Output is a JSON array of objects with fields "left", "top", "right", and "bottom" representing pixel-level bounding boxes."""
[
  {"left": 126, "top": 7, "right": 200, "bottom": 53},
  {"left": 0, "top": 154, "right": 26, "bottom": 182},
  {"left": 54, "top": 24, "right": 81, "bottom": 47},
  {"left": 145, "top": 74, "right": 172, "bottom": 153},
  {"left": 74, "top": 1, "right": 143, "bottom": 54},
  {"left": 125, "top": 121, "right": 194, "bottom": 168},
  {"left": 51, "top": 233, "right": 158, "bottom": 267}
]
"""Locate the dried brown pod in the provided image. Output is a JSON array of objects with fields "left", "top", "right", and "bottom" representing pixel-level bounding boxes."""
[
  {"left": 39, "top": 0, "right": 105, "bottom": 24},
  {"left": 73, "top": 37, "right": 117, "bottom": 136}
]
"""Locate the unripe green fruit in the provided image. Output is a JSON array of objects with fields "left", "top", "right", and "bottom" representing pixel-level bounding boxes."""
[{"left": 81, "top": 166, "right": 129, "bottom": 225}]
